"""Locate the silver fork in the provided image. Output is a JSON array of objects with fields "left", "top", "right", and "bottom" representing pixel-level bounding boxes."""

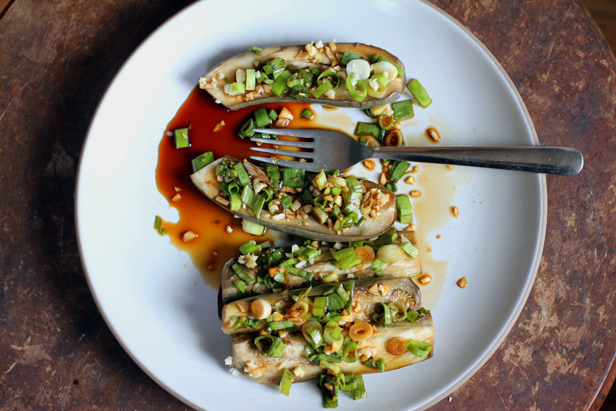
[{"left": 250, "top": 128, "right": 583, "bottom": 175}]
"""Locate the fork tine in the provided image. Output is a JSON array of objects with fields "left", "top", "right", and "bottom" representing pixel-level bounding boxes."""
[
  {"left": 253, "top": 128, "right": 321, "bottom": 139},
  {"left": 250, "top": 138, "right": 315, "bottom": 148},
  {"left": 250, "top": 156, "right": 322, "bottom": 172},
  {"left": 250, "top": 146, "right": 315, "bottom": 159}
]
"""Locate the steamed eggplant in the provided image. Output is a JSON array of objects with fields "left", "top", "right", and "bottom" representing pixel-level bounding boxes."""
[
  {"left": 199, "top": 42, "right": 406, "bottom": 110},
  {"left": 231, "top": 316, "right": 433, "bottom": 385},
  {"left": 190, "top": 156, "right": 397, "bottom": 242},
  {"left": 219, "top": 231, "right": 421, "bottom": 306},
  {"left": 221, "top": 277, "right": 420, "bottom": 335}
]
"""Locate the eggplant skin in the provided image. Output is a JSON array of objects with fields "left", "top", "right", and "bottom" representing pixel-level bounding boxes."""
[
  {"left": 199, "top": 43, "right": 406, "bottom": 110},
  {"left": 219, "top": 230, "right": 422, "bottom": 307},
  {"left": 231, "top": 316, "right": 434, "bottom": 386},
  {"left": 221, "top": 277, "right": 420, "bottom": 335},
  {"left": 190, "top": 157, "right": 397, "bottom": 242}
]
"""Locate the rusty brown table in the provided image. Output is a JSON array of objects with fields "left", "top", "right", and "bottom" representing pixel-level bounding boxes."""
[{"left": 1, "top": 0, "right": 615, "bottom": 409}]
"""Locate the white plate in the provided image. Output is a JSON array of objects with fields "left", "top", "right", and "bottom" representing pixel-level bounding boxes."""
[{"left": 75, "top": 0, "right": 546, "bottom": 410}]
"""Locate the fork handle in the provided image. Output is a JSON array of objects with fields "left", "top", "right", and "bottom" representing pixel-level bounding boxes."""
[{"left": 371, "top": 146, "right": 584, "bottom": 175}]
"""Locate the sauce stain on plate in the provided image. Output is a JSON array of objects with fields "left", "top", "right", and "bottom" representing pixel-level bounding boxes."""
[{"left": 156, "top": 87, "right": 471, "bottom": 301}]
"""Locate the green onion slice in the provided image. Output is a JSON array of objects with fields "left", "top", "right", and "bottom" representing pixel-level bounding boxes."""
[
  {"left": 233, "top": 280, "right": 246, "bottom": 293},
  {"left": 346, "top": 75, "right": 367, "bottom": 102},
  {"left": 401, "top": 241, "right": 419, "bottom": 258},
  {"left": 191, "top": 151, "right": 214, "bottom": 172},
  {"left": 238, "top": 118, "right": 255, "bottom": 139},
  {"left": 317, "top": 71, "right": 340, "bottom": 88},
  {"left": 313, "top": 80, "right": 333, "bottom": 99},
  {"left": 153, "top": 215, "right": 166, "bottom": 236},
  {"left": 378, "top": 114, "right": 394, "bottom": 131},
  {"left": 388, "top": 160, "right": 410, "bottom": 183},
  {"left": 239, "top": 240, "right": 260, "bottom": 255},
  {"left": 245, "top": 68, "right": 256, "bottom": 91},
  {"left": 233, "top": 161, "right": 251, "bottom": 186},
  {"left": 300, "top": 109, "right": 314, "bottom": 120},
  {"left": 232, "top": 263, "right": 254, "bottom": 283},
  {"left": 340, "top": 51, "right": 360, "bottom": 66},
  {"left": 242, "top": 219, "right": 265, "bottom": 236},
  {"left": 230, "top": 194, "right": 241, "bottom": 211},
  {"left": 248, "top": 46, "right": 262, "bottom": 55},
  {"left": 253, "top": 107, "right": 271, "bottom": 128},
  {"left": 392, "top": 99, "right": 414, "bottom": 121},
  {"left": 282, "top": 168, "right": 305, "bottom": 188},
  {"left": 279, "top": 369, "right": 294, "bottom": 396},
  {"left": 389, "top": 301, "right": 408, "bottom": 321},
  {"left": 407, "top": 78, "right": 432, "bottom": 108},
  {"left": 406, "top": 339, "right": 432, "bottom": 357},
  {"left": 174, "top": 128, "right": 189, "bottom": 149},
  {"left": 396, "top": 194, "right": 414, "bottom": 224},
  {"left": 372, "top": 302, "right": 392, "bottom": 326}
]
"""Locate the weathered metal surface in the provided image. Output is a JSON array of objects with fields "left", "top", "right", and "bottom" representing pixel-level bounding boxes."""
[{"left": 0, "top": 0, "right": 615, "bottom": 410}]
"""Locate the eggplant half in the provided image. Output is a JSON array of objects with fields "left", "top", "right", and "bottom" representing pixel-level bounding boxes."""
[
  {"left": 219, "top": 231, "right": 422, "bottom": 306},
  {"left": 190, "top": 156, "right": 397, "bottom": 242},
  {"left": 231, "top": 315, "right": 434, "bottom": 385},
  {"left": 221, "top": 277, "right": 421, "bottom": 335},
  {"left": 198, "top": 42, "right": 406, "bottom": 110}
]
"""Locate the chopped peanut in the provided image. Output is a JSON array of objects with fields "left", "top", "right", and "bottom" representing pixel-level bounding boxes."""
[
  {"left": 212, "top": 120, "right": 226, "bottom": 132},
  {"left": 452, "top": 206, "right": 460, "bottom": 218},
  {"left": 363, "top": 160, "right": 376, "bottom": 170},
  {"left": 182, "top": 230, "right": 197, "bottom": 242}
]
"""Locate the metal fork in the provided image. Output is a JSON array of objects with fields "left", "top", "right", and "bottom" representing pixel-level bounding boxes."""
[{"left": 250, "top": 128, "right": 583, "bottom": 175}]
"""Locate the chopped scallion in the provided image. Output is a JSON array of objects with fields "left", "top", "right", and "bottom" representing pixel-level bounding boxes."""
[
  {"left": 407, "top": 79, "right": 432, "bottom": 108},
  {"left": 354, "top": 122, "right": 384, "bottom": 140},
  {"left": 346, "top": 74, "right": 367, "bottom": 102},
  {"left": 153, "top": 215, "right": 166, "bottom": 236},
  {"left": 233, "top": 161, "right": 251, "bottom": 186},
  {"left": 279, "top": 369, "right": 294, "bottom": 396},
  {"left": 232, "top": 263, "right": 254, "bottom": 283},
  {"left": 385, "top": 182, "right": 397, "bottom": 192},
  {"left": 300, "top": 109, "right": 314, "bottom": 120},
  {"left": 245, "top": 68, "right": 256, "bottom": 91},
  {"left": 406, "top": 339, "right": 432, "bottom": 357},
  {"left": 174, "top": 128, "right": 189, "bottom": 149},
  {"left": 392, "top": 99, "right": 414, "bottom": 121},
  {"left": 400, "top": 241, "right": 419, "bottom": 258},
  {"left": 388, "top": 160, "right": 410, "bottom": 183},
  {"left": 396, "top": 195, "right": 414, "bottom": 224},
  {"left": 191, "top": 151, "right": 214, "bottom": 172},
  {"left": 332, "top": 247, "right": 362, "bottom": 270},
  {"left": 253, "top": 107, "right": 271, "bottom": 128},
  {"left": 229, "top": 194, "right": 241, "bottom": 211},
  {"left": 242, "top": 219, "right": 265, "bottom": 236},
  {"left": 233, "top": 280, "right": 246, "bottom": 293},
  {"left": 313, "top": 80, "right": 333, "bottom": 99},
  {"left": 340, "top": 51, "right": 360, "bottom": 66},
  {"left": 248, "top": 46, "right": 262, "bottom": 55},
  {"left": 271, "top": 69, "right": 292, "bottom": 96},
  {"left": 239, "top": 240, "right": 260, "bottom": 255},
  {"left": 282, "top": 168, "right": 305, "bottom": 188}
]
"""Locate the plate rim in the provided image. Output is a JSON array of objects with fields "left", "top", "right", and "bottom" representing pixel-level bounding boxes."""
[
  {"left": 74, "top": 0, "right": 548, "bottom": 410},
  {"left": 415, "top": 1, "right": 547, "bottom": 409}
]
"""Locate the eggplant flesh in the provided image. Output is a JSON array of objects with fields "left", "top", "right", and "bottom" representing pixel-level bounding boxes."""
[
  {"left": 231, "top": 316, "right": 434, "bottom": 385},
  {"left": 219, "top": 231, "right": 422, "bottom": 306},
  {"left": 221, "top": 277, "right": 420, "bottom": 335},
  {"left": 190, "top": 157, "right": 397, "bottom": 242},
  {"left": 199, "top": 43, "right": 406, "bottom": 110}
]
